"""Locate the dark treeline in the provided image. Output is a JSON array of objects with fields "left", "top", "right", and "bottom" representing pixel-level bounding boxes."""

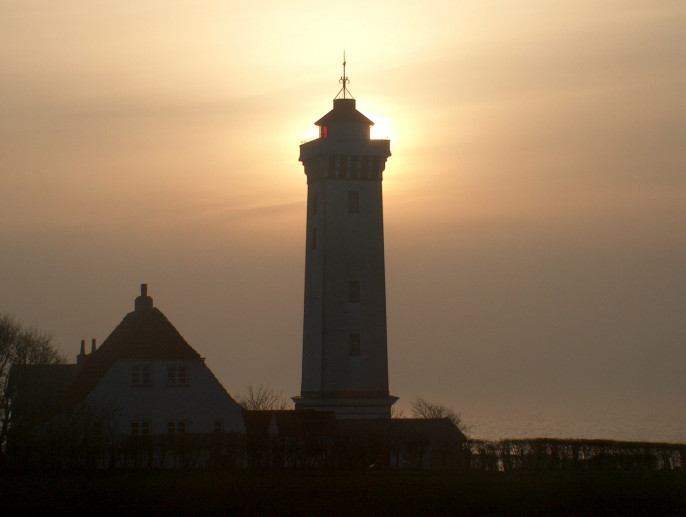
[
  {"left": 467, "top": 438, "right": 684, "bottom": 472},
  {"left": 6, "top": 422, "right": 685, "bottom": 471}
]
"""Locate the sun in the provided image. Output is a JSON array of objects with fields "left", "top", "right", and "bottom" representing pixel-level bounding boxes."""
[
  {"left": 370, "top": 115, "right": 394, "bottom": 141},
  {"left": 364, "top": 100, "right": 396, "bottom": 142}
]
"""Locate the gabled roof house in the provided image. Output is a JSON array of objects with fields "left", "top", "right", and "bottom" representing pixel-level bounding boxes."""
[
  {"left": 9, "top": 285, "right": 244, "bottom": 462},
  {"left": 69, "top": 284, "right": 244, "bottom": 436}
]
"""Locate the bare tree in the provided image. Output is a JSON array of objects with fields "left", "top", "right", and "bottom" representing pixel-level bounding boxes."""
[
  {"left": 410, "top": 397, "right": 467, "bottom": 433},
  {"left": 390, "top": 405, "right": 406, "bottom": 419},
  {"left": 0, "top": 313, "right": 62, "bottom": 461},
  {"left": 235, "top": 383, "right": 292, "bottom": 411}
]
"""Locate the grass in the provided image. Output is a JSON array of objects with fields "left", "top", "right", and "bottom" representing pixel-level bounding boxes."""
[{"left": 3, "top": 469, "right": 685, "bottom": 515}]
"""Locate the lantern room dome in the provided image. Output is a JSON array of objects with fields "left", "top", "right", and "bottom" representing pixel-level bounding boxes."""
[{"left": 315, "top": 98, "right": 374, "bottom": 127}]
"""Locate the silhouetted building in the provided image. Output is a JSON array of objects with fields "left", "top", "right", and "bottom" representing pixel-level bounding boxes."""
[
  {"left": 242, "top": 410, "right": 337, "bottom": 467},
  {"left": 241, "top": 410, "right": 467, "bottom": 469},
  {"left": 294, "top": 63, "right": 397, "bottom": 418},
  {"left": 337, "top": 418, "right": 468, "bottom": 469},
  {"left": 8, "top": 284, "right": 244, "bottom": 467}
]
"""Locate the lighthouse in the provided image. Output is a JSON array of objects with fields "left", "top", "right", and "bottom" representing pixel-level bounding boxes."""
[{"left": 294, "top": 60, "right": 397, "bottom": 418}]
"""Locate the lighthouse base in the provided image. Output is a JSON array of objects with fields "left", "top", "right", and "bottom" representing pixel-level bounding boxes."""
[{"left": 293, "top": 392, "right": 398, "bottom": 419}]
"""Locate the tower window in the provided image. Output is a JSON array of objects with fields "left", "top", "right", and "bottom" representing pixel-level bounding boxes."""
[
  {"left": 371, "top": 157, "right": 380, "bottom": 179},
  {"left": 339, "top": 156, "right": 348, "bottom": 179},
  {"left": 348, "top": 191, "right": 359, "bottom": 213},
  {"left": 349, "top": 281, "right": 360, "bottom": 303},
  {"left": 350, "top": 156, "right": 359, "bottom": 179},
  {"left": 349, "top": 334, "right": 361, "bottom": 356},
  {"left": 322, "top": 126, "right": 328, "bottom": 138}
]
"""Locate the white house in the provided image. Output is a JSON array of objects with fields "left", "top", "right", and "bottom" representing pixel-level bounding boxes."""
[
  {"left": 69, "top": 284, "right": 244, "bottom": 437},
  {"left": 8, "top": 284, "right": 244, "bottom": 468}
]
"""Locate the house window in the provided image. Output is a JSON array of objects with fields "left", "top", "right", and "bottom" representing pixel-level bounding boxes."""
[
  {"left": 167, "top": 365, "right": 188, "bottom": 386},
  {"left": 131, "top": 421, "right": 150, "bottom": 435},
  {"left": 167, "top": 420, "right": 186, "bottom": 434},
  {"left": 322, "top": 126, "right": 328, "bottom": 138},
  {"left": 131, "top": 365, "right": 152, "bottom": 386},
  {"left": 214, "top": 420, "right": 223, "bottom": 433},
  {"left": 348, "top": 281, "right": 360, "bottom": 303},
  {"left": 349, "top": 333, "right": 361, "bottom": 356},
  {"left": 348, "top": 191, "right": 359, "bottom": 213}
]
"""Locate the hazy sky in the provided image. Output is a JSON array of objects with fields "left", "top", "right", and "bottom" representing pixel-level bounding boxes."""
[{"left": 2, "top": 1, "right": 685, "bottom": 441}]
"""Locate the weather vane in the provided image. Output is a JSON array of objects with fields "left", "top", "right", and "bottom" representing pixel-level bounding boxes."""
[{"left": 336, "top": 51, "right": 353, "bottom": 99}]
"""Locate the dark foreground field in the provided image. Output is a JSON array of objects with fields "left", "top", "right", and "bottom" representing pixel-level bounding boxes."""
[{"left": 3, "top": 469, "right": 685, "bottom": 515}]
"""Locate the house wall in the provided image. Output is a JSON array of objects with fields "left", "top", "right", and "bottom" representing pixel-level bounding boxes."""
[{"left": 85, "top": 359, "right": 244, "bottom": 435}]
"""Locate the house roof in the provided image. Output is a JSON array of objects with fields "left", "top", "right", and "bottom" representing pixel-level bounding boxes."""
[
  {"left": 243, "top": 410, "right": 338, "bottom": 439},
  {"left": 337, "top": 418, "right": 468, "bottom": 443},
  {"left": 314, "top": 98, "right": 374, "bottom": 127},
  {"left": 8, "top": 364, "right": 80, "bottom": 428},
  {"left": 243, "top": 411, "right": 467, "bottom": 443},
  {"left": 274, "top": 410, "right": 338, "bottom": 437},
  {"left": 241, "top": 410, "right": 272, "bottom": 437},
  {"left": 65, "top": 285, "right": 201, "bottom": 407}
]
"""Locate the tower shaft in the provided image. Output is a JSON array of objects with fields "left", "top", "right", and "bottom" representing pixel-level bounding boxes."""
[{"left": 295, "top": 98, "right": 396, "bottom": 418}]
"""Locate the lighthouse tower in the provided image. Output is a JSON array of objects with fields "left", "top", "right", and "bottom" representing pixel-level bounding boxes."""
[{"left": 294, "top": 60, "right": 397, "bottom": 418}]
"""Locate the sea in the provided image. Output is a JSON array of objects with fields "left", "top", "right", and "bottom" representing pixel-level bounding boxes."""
[{"left": 463, "top": 410, "right": 686, "bottom": 444}]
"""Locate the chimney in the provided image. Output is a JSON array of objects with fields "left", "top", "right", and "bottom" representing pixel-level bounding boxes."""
[
  {"left": 77, "top": 339, "right": 86, "bottom": 365},
  {"left": 134, "top": 283, "right": 153, "bottom": 312},
  {"left": 91, "top": 338, "right": 97, "bottom": 353}
]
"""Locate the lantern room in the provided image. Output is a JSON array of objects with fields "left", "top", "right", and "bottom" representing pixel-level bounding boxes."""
[{"left": 315, "top": 98, "right": 374, "bottom": 141}]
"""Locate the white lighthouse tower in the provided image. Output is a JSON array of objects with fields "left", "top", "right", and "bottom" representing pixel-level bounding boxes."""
[{"left": 294, "top": 59, "right": 397, "bottom": 418}]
